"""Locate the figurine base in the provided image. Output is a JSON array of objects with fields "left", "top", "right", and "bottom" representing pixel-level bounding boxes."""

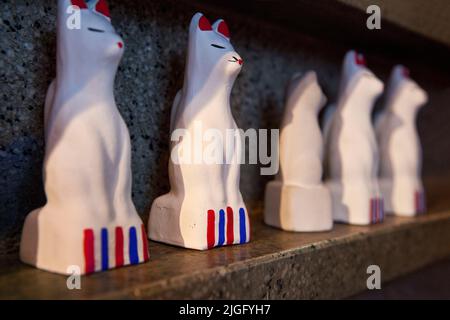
[
  {"left": 20, "top": 207, "right": 149, "bottom": 275},
  {"left": 264, "top": 181, "right": 333, "bottom": 232},
  {"left": 149, "top": 193, "right": 250, "bottom": 250},
  {"left": 326, "top": 180, "right": 384, "bottom": 225},
  {"left": 379, "top": 177, "right": 426, "bottom": 216}
]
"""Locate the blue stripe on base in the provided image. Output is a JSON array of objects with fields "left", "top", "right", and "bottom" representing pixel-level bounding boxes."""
[
  {"left": 101, "top": 228, "right": 109, "bottom": 271},
  {"left": 239, "top": 208, "right": 246, "bottom": 244},
  {"left": 129, "top": 227, "right": 139, "bottom": 265},
  {"left": 218, "top": 209, "right": 225, "bottom": 246}
]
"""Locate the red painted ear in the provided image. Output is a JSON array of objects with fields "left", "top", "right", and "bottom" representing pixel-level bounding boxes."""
[
  {"left": 198, "top": 15, "right": 212, "bottom": 31},
  {"left": 95, "top": 0, "right": 110, "bottom": 19},
  {"left": 402, "top": 67, "right": 410, "bottom": 77},
  {"left": 71, "top": 0, "right": 87, "bottom": 9},
  {"left": 217, "top": 20, "right": 230, "bottom": 39},
  {"left": 355, "top": 52, "right": 366, "bottom": 66}
]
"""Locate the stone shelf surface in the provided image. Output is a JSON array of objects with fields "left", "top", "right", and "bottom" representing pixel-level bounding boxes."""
[{"left": 0, "top": 178, "right": 449, "bottom": 299}]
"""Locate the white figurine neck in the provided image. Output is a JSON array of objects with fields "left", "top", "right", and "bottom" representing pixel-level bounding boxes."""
[
  {"left": 340, "top": 81, "right": 379, "bottom": 120},
  {"left": 388, "top": 83, "right": 424, "bottom": 122},
  {"left": 182, "top": 71, "right": 233, "bottom": 111},
  {"left": 56, "top": 62, "right": 117, "bottom": 100}
]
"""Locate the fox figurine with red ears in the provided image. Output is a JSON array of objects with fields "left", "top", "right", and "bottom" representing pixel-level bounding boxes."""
[
  {"left": 148, "top": 13, "right": 250, "bottom": 250},
  {"left": 20, "top": 0, "right": 149, "bottom": 275},
  {"left": 324, "top": 50, "right": 384, "bottom": 225},
  {"left": 376, "top": 66, "right": 428, "bottom": 216}
]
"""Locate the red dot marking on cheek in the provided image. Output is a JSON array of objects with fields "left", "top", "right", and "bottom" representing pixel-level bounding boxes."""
[
  {"left": 238, "top": 59, "right": 243, "bottom": 65},
  {"left": 117, "top": 42, "right": 123, "bottom": 49}
]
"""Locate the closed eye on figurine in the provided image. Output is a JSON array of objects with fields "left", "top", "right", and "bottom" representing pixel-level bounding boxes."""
[
  {"left": 211, "top": 44, "right": 226, "bottom": 49},
  {"left": 88, "top": 27, "right": 105, "bottom": 33}
]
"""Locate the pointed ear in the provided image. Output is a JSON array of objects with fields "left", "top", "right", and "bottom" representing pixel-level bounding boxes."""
[
  {"left": 70, "top": 0, "right": 87, "bottom": 9},
  {"left": 190, "top": 12, "right": 212, "bottom": 33},
  {"left": 93, "top": 0, "right": 111, "bottom": 21},
  {"left": 402, "top": 66, "right": 410, "bottom": 77},
  {"left": 212, "top": 19, "right": 230, "bottom": 41},
  {"left": 354, "top": 52, "right": 366, "bottom": 66},
  {"left": 58, "top": 0, "right": 87, "bottom": 12},
  {"left": 57, "top": 0, "right": 86, "bottom": 30}
]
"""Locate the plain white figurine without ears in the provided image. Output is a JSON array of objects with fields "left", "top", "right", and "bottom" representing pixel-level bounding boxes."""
[
  {"left": 264, "top": 71, "right": 333, "bottom": 232},
  {"left": 20, "top": 0, "right": 149, "bottom": 275},
  {"left": 148, "top": 13, "right": 250, "bottom": 250},
  {"left": 324, "top": 50, "right": 385, "bottom": 225},
  {"left": 376, "top": 65, "right": 428, "bottom": 216}
]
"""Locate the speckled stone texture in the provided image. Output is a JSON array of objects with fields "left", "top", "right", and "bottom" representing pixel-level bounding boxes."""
[{"left": 1, "top": 0, "right": 449, "bottom": 255}]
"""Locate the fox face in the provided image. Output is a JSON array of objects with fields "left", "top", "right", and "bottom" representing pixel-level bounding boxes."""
[
  {"left": 186, "top": 13, "right": 243, "bottom": 86},
  {"left": 338, "top": 51, "right": 368, "bottom": 96},
  {"left": 388, "top": 65, "right": 427, "bottom": 115},
  {"left": 58, "top": 0, "right": 124, "bottom": 65}
]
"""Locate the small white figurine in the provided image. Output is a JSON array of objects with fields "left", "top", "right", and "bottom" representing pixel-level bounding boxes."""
[
  {"left": 324, "top": 50, "right": 384, "bottom": 225},
  {"left": 148, "top": 13, "right": 250, "bottom": 250},
  {"left": 264, "top": 72, "right": 333, "bottom": 232},
  {"left": 20, "top": 0, "right": 149, "bottom": 275},
  {"left": 376, "top": 65, "right": 428, "bottom": 216}
]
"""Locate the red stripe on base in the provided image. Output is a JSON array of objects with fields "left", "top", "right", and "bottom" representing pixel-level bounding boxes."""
[
  {"left": 141, "top": 224, "right": 149, "bottom": 261},
  {"left": 415, "top": 191, "right": 419, "bottom": 213},
  {"left": 83, "top": 229, "right": 95, "bottom": 274},
  {"left": 115, "top": 227, "right": 124, "bottom": 267},
  {"left": 369, "top": 199, "right": 374, "bottom": 223},
  {"left": 226, "top": 207, "right": 234, "bottom": 245},
  {"left": 375, "top": 198, "right": 379, "bottom": 223},
  {"left": 207, "top": 210, "right": 215, "bottom": 249}
]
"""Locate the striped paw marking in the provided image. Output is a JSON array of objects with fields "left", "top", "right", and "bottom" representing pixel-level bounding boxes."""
[
  {"left": 369, "top": 198, "right": 384, "bottom": 224},
  {"left": 415, "top": 191, "right": 426, "bottom": 214},
  {"left": 83, "top": 224, "right": 149, "bottom": 274},
  {"left": 207, "top": 207, "right": 249, "bottom": 249}
]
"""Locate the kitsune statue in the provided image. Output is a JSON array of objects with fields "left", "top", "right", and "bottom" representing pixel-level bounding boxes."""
[
  {"left": 324, "top": 50, "right": 384, "bottom": 225},
  {"left": 20, "top": 0, "right": 149, "bottom": 275},
  {"left": 376, "top": 65, "right": 428, "bottom": 216},
  {"left": 148, "top": 13, "right": 250, "bottom": 250},
  {"left": 264, "top": 71, "right": 333, "bottom": 232}
]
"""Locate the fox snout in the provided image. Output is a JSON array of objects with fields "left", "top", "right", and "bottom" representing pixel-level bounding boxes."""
[{"left": 229, "top": 55, "right": 243, "bottom": 65}]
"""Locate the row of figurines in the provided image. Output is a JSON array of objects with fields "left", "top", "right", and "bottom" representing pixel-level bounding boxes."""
[{"left": 19, "top": 1, "right": 427, "bottom": 275}]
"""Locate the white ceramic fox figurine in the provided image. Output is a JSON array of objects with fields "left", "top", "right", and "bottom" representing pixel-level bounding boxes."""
[
  {"left": 20, "top": 0, "right": 149, "bottom": 275},
  {"left": 376, "top": 65, "right": 428, "bottom": 216},
  {"left": 148, "top": 13, "right": 249, "bottom": 250},
  {"left": 325, "top": 50, "right": 384, "bottom": 225},
  {"left": 264, "top": 71, "right": 333, "bottom": 231}
]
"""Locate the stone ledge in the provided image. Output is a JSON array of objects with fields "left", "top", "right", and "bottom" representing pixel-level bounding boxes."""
[{"left": 1, "top": 178, "right": 449, "bottom": 299}]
